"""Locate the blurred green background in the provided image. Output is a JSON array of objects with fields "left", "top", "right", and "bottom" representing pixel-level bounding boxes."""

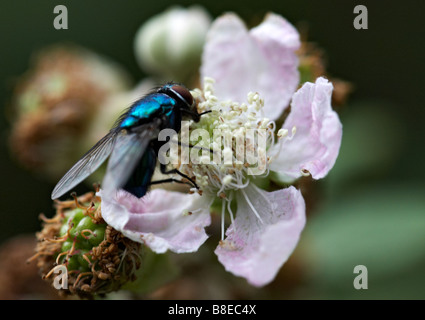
[{"left": 0, "top": 0, "right": 424, "bottom": 299}]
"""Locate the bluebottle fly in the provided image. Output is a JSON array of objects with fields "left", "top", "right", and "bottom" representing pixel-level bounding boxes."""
[{"left": 51, "top": 83, "right": 205, "bottom": 200}]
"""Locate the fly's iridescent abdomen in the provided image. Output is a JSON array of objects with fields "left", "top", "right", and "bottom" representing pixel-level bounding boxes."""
[
  {"left": 51, "top": 83, "right": 199, "bottom": 200},
  {"left": 122, "top": 147, "right": 157, "bottom": 198}
]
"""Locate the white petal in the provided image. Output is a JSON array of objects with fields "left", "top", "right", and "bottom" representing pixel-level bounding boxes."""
[
  {"left": 270, "top": 77, "right": 343, "bottom": 182},
  {"left": 201, "top": 13, "right": 300, "bottom": 120},
  {"left": 99, "top": 189, "right": 212, "bottom": 253},
  {"left": 215, "top": 184, "right": 306, "bottom": 286}
]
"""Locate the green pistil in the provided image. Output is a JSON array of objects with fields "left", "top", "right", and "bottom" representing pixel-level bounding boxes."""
[{"left": 57, "top": 207, "right": 107, "bottom": 272}]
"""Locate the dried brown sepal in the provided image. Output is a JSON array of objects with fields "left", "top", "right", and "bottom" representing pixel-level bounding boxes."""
[
  {"left": 297, "top": 40, "right": 353, "bottom": 109},
  {"left": 31, "top": 191, "right": 142, "bottom": 299}
]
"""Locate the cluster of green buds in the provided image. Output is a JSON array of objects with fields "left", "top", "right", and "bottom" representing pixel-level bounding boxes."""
[{"left": 30, "top": 191, "right": 142, "bottom": 298}]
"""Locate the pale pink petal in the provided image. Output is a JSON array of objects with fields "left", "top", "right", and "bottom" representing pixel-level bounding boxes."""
[
  {"left": 270, "top": 77, "right": 343, "bottom": 182},
  {"left": 99, "top": 189, "right": 212, "bottom": 253},
  {"left": 201, "top": 13, "right": 300, "bottom": 120},
  {"left": 215, "top": 184, "right": 306, "bottom": 287}
]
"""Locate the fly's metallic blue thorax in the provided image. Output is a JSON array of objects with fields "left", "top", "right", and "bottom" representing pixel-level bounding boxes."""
[{"left": 119, "top": 93, "right": 177, "bottom": 129}]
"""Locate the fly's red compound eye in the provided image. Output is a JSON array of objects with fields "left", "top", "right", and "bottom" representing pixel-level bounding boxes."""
[{"left": 171, "top": 85, "right": 194, "bottom": 107}]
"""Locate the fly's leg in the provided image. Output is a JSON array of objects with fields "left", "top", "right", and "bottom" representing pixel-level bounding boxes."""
[
  {"left": 181, "top": 109, "right": 212, "bottom": 122},
  {"left": 149, "top": 178, "right": 189, "bottom": 186},
  {"left": 159, "top": 164, "right": 199, "bottom": 190},
  {"left": 157, "top": 109, "right": 211, "bottom": 189}
]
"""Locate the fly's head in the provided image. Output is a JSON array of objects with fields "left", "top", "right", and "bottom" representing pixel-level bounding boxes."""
[{"left": 159, "top": 83, "right": 200, "bottom": 122}]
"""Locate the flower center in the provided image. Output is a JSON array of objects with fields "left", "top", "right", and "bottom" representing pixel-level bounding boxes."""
[{"left": 178, "top": 77, "right": 275, "bottom": 198}]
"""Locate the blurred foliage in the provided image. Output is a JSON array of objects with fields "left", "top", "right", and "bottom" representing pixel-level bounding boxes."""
[
  {"left": 327, "top": 100, "right": 407, "bottom": 195},
  {"left": 299, "top": 183, "right": 425, "bottom": 299},
  {"left": 122, "top": 249, "right": 181, "bottom": 295}
]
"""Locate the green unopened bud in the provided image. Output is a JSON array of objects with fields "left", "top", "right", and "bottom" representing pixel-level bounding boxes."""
[
  {"left": 32, "top": 192, "right": 142, "bottom": 299},
  {"left": 134, "top": 6, "right": 212, "bottom": 83}
]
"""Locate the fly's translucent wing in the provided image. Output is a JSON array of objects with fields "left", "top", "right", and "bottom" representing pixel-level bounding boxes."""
[
  {"left": 102, "top": 121, "right": 161, "bottom": 197},
  {"left": 51, "top": 129, "right": 119, "bottom": 199}
]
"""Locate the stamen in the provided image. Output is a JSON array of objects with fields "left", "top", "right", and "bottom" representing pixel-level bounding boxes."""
[
  {"left": 222, "top": 175, "right": 233, "bottom": 185},
  {"left": 227, "top": 192, "right": 235, "bottom": 230},
  {"left": 270, "top": 125, "right": 297, "bottom": 159},
  {"left": 241, "top": 187, "right": 264, "bottom": 224},
  {"left": 277, "top": 129, "right": 288, "bottom": 139},
  {"left": 301, "top": 168, "right": 311, "bottom": 176},
  {"left": 221, "top": 199, "right": 226, "bottom": 241}
]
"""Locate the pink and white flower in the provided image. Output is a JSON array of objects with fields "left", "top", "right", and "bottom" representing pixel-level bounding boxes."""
[{"left": 101, "top": 12, "right": 342, "bottom": 287}]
